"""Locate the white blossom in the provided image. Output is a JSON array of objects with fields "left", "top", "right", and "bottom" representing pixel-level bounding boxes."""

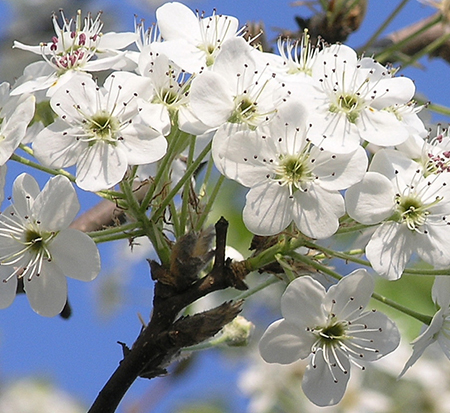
[
  {"left": 400, "top": 276, "right": 450, "bottom": 377},
  {"left": 214, "top": 100, "right": 367, "bottom": 238},
  {"left": 32, "top": 72, "right": 167, "bottom": 192},
  {"left": 295, "top": 44, "right": 425, "bottom": 153},
  {"left": 153, "top": 1, "right": 243, "bottom": 73},
  {"left": 346, "top": 149, "right": 450, "bottom": 279},
  {"left": 12, "top": 10, "right": 137, "bottom": 96},
  {"left": 0, "top": 173, "right": 100, "bottom": 317},
  {"left": 259, "top": 269, "right": 400, "bottom": 406}
]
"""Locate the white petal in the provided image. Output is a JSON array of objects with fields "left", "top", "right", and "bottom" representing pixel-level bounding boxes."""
[
  {"left": 302, "top": 349, "right": 350, "bottom": 406},
  {"left": 213, "top": 128, "right": 276, "bottom": 186},
  {"left": 156, "top": 2, "right": 200, "bottom": 42},
  {"left": 432, "top": 276, "right": 450, "bottom": 308},
  {"left": 281, "top": 276, "right": 327, "bottom": 327},
  {"left": 366, "top": 222, "right": 414, "bottom": 280},
  {"left": 243, "top": 183, "right": 293, "bottom": 236},
  {"left": 326, "top": 269, "right": 373, "bottom": 319},
  {"left": 32, "top": 175, "right": 79, "bottom": 231},
  {"left": 416, "top": 218, "right": 450, "bottom": 268},
  {"left": 190, "top": 72, "right": 234, "bottom": 127},
  {"left": 358, "top": 109, "right": 409, "bottom": 147},
  {"left": 76, "top": 142, "right": 128, "bottom": 191},
  {"left": 314, "top": 146, "right": 368, "bottom": 191},
  {"left": 12, "top": 173, "right": 40, "bottom": 217},
  {"left": 23, "top": 262, "right": 67, "bottom": 317},
  {"left": 49, "top": 229, "right": 100, "bottom": 281},
  {"left": 118, "top": 124, "right": 167, "bottom": 165},
  {"left": 259, "top": 319, "right": 315, "bottom": 364},
  {"left": 0, "top": 268, "right": 17, "bottom": 309},
  {"left": 399, "top": 309, "right": 444, "bottom": 377},
  {"left": 345, "top": 172, "right": 395, "bottom": 225},
  {"left": 371, "top": 77, "right": 415, "bottom": 108},
  {"left": 292, "top": 186, "right": 344, "bottom": 239},
  {"left": 33, "top": 120, "right": 86, "bottom": 169},
  {"left": 345, "top": 310, "right": 400, "bottom": 361}
]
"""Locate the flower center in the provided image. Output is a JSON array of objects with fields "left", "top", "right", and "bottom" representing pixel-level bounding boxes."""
[
  {"left": 395, "top": 194, "right": 432, "bottom": 231},
  {"left": 274, "top": 152, "right": 314, "bottom": 195},
  {"left": 86, "top": 110, "right": 120, "bottom": 145},
  {"left": 228, "top": 96, "right": 259, "bottom": 126},
  {"left": 330, "top": 93, "right": 362, "bottom": 123},
  {"left": 317, "top": 320, "right": 348, "bottom": 345}
]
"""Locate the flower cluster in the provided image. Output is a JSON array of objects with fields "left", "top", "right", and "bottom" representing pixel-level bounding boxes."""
[{"left": 1, "top": 1, "right": 450, "bottom": 409}]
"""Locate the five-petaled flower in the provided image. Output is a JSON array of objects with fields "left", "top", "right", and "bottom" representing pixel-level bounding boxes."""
[
  {"left": 259, "top": 269, "right": 400, "bottom": 406},
  {"left": 0, "top": 173, "right": 101, "bottom": 317}
]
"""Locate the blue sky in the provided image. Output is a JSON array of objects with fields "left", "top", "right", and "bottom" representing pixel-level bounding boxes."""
[{"left": 0, "top": 1, "right": 449, "bottom": 412}]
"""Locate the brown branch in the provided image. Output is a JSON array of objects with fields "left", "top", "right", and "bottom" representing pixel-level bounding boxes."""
[{"left": 87, "top": 217, "right": 249, "bottom": 413}]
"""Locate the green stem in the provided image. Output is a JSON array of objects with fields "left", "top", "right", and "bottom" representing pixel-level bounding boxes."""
[
  {"left": 179, "top": 134, "right": 197, "bottom": 235},
  {"left": 402, "top": 267, "right": 450, "bottom": 276},
  {"left": 11, "top": 153, "right": 76, "bottom": 182},
  {"left": 401, "top": 30, "right": 450, "bottom": 69},
  {"left": 361, "top": 0, "right": 411, "bottom": 52},
  {"left": 151, "top": 141, "right": 212, "bottom": 222},
  {"left": 195, "top": 174, "right": 225, "bottom": 231},
  {"left": 375, "top": 13, "right": 443, "bottom": 63},
  {"left": 232, "top": 275, "right": 281, "bottom": 302},
  {"left": 87, "top": 222, "right": 142, "bottom": 239},
  {"left": 90, "top": 229, "right": 147, "bottom": 244},
  {"left": 302, "top": 240, "right": 371, "bottom": 267},
  {"left": 120, "top": 178, "right": 171, "bottom": 265},
  {"left": 139, "top": 128, "right": 190, "bottom": 213}
]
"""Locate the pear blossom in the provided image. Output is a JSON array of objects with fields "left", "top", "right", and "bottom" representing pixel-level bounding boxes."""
[
  {"left": 0, "top": 83, "right": 35, "bottom": 165},
  {"left": 0, "top": 173, "right": 100, "bottom": 317},
  {"left": 259, "top": 269, "right": 400, "bottom": 406},
  {"left": 214, "top": 100, "right": 367, "bottom": 238},
  {"left": 188, "top": 37, "right": 288, "bottom": 133},
  {"left": 346, "top": 149, "right": 450, "bottom": 279},
  {"left": 32, "top": 72, "right": 168, "bottom": 192},
  {"left": 11, "top": 10, "right": 137, "bottom": 96},
  {"left": 400, "top": 276, "right": 450, "bottom": 377},
  {"left": 154, "top": 1, "right": 243, "bottom": 73},
  {"left": 296, "top": 44, "right": 425, "bottom": 153}
]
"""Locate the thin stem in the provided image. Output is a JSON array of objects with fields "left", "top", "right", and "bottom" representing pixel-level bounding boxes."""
[
  {"left": 232, "top": 275, "right": 281, "bottom": 302},
  {"left": 139, "top": 128, "right": 192, "bottom": 214},
  {"left": 179, "top": 134, "right": 196, "bottom": 234},
  {"left": 302, "top": 240, "right": 371, "bottom": 267},
  {"left": 195, "top": 174, "right": 225, "bottom": 231},
  {"left": 401, "top": 30, "right": 450, "bottom": 69},
  {"left": 361, "top": 0, "right": 411, "bottom": 52},
  {"left": 10, "top": 153, "right": 76, "bottom": 182},
  {"left": 375, "top": 13, "right": 443, "bottom": 63},
  {"left": 87, "top": 222, "right": 142, "bottom": 239},
  {"left": 91, "top": 229, "right": 147, "bottom": 244},
  {"left": 151, "top": 141, "right": 212, "bottom": 222}
]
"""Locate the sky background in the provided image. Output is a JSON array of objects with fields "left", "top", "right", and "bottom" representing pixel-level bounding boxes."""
[{"left": 0, "top": 1, "right": 449, "bottom": 412}]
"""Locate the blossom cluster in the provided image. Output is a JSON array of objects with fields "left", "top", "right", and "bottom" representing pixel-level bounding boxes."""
[{"left": 0, "top": 1, "right": 450, "bottom": 408}]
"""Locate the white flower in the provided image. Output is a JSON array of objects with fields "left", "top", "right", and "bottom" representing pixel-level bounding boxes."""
[
  {"left": 33, "top": 72, "right": 168, "bottom": 192},
  {"left": 0, "top": 83, "right": 35, "bottom": 165},
  {"left": 189, "top": 37, "right": 288, "bottom": 132},
  {"left": 214, "top": 100, "right": 367, "bottom": 238},
  {"left": 259, "top": 269, "right": 400, "bottom": 406},
  {"left": 346, "top": 149, "right": 450, "bottom": 279},
  {"left": 0, "top": 173, "right": 101, "bottom": 317},
  {"left": 138, "top": 50, "right": 197, "bottom": 136},
  {"left": 297, "top": 44, "right": 424, "bottom": 153},
  {"left": 400, "top": 276, "right": 450, "bottom": 377},
  {"left": 12, "top": 10, "right": 136, "bottom": 96},
  {"left": 154, "top": 2, "right": 243, "bottom": 73}
]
